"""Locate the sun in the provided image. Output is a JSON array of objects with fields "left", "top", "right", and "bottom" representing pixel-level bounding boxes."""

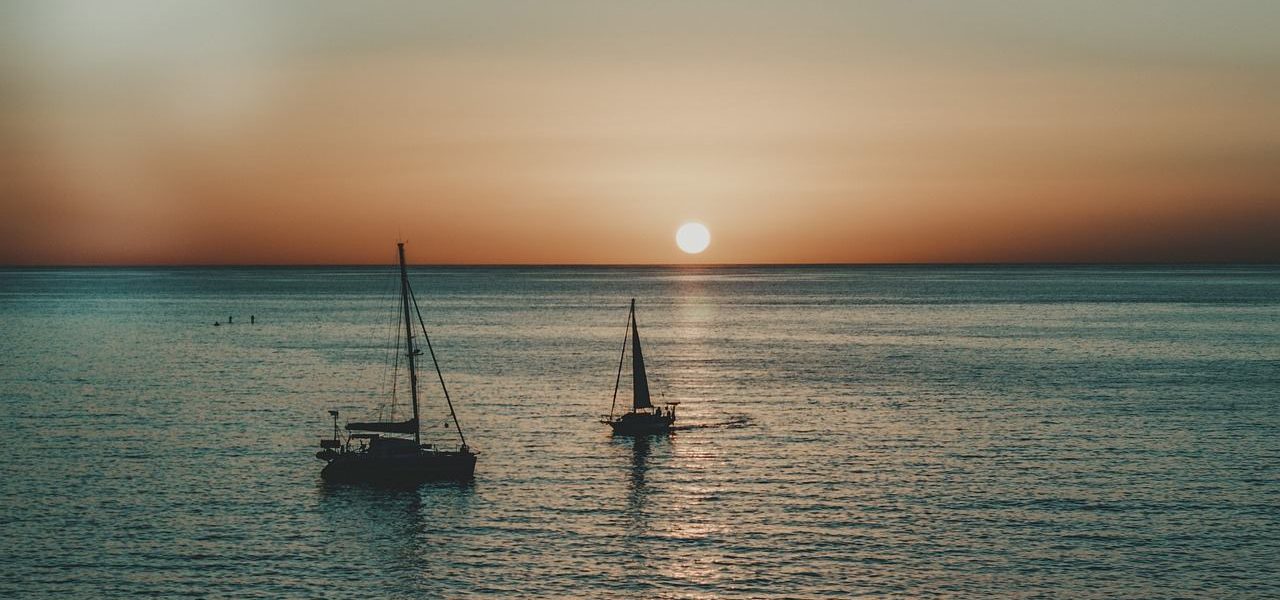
[{"left": 675, "top": 222, "right": 711, "bottom": 254}]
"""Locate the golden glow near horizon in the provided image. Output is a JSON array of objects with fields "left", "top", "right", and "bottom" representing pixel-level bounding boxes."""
[
  {"left": 1, "top": 1, "right": 1278, "bottom": 265},
  {"left": 676, "top": 223, "right": 711, "bottom": 255}
]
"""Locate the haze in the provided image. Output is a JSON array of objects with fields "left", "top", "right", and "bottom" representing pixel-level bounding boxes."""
[{"left": 2, "top": 1, "right": 1278, "bottom": 265}]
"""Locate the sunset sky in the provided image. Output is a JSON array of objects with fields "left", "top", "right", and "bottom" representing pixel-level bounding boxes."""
[{"left": 2, "top": 1, "right": 1278, "bottom": 265}]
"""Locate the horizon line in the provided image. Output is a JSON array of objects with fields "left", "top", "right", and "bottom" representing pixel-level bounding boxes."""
[{"left": 3, "top": 261, "right": 1278, "bottom": 269}]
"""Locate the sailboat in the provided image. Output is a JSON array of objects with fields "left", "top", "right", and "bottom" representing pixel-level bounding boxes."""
[
  {"left": 601, "top": 299, "right": 678, "bottom": 435},
  {"left": 315, "top": 242, "right": 477, "bottom": 482}
]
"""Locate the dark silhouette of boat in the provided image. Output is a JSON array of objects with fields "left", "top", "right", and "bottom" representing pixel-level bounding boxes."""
[
  {"left": 601, "top": 299, "right": 678, "bottom": 435},
  {"left": 316, "top": 243, "right": 476, "bottom": 482}
]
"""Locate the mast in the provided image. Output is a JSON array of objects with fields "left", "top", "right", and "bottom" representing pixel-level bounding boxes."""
[
  {"left": 398, "top": 243, "right": 422, "bottom": 446},
  {"left": 631, "top": 299, "right": 652, "bottom": 410}
]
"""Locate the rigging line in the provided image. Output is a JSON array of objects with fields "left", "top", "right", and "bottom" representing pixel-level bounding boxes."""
[
  {"left": 380, "top": 260, "right": 402, "bottom": 420},
  {"left": 374, "top": 262, "right": 399, "bottom": 413},
  {"left": 391, "top": 259, "right": 408, "bottom": 420},
  {"left": 406, "top": 279, "right": 468, "bottom": 448},
  {"left": 390, "top": 295, "right": 403, "bottom": 421},
  {"left": 609, "top": 304, "right": 631, "bottom": 419},
  {"left": 373, "top": 263, "right": 396, "bottom": 417},
  {"left": 366, "top": 266, "right": 402, "bottom": 419}
]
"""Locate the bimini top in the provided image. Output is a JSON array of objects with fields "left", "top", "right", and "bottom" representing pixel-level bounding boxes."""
[{"left": 345, "top": 418, "right": 417, "bottom": 435}]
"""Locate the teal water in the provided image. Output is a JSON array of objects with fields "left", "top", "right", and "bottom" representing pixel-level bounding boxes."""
[{"left": 1, "top": 266, "right": 1278, "bottom": 598}]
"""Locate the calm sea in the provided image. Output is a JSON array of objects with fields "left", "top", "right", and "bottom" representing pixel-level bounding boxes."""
[{"left": 1, "top": 266, "right": 1277, "bottom": 598}]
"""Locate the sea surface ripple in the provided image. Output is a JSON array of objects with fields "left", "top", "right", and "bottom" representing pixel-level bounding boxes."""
[{"left": 1, "top": 266, "right": 1278, "bottom": 598}]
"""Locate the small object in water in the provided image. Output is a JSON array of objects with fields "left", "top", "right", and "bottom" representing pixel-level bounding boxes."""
[
  {"left": 601, "top": 299, "right": 678, "bottom": 436},
  {"left": 214, "top": 321, "right": 220, "bottom": 327}
]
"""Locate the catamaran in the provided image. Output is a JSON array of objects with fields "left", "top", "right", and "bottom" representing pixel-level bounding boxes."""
[
  {"left": 602, "top": 299, "right": 678, "bottom": 435},
  {"left": 316, "top": 242, "right": 476, "bottom": 482}
]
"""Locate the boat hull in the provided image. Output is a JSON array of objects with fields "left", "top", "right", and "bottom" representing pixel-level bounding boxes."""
[
  {"left": 606, "top": 412, "right": 675, "bottom": 436},
  {"left": 320, "top": 449, "right": 476, "bottom": 482}
]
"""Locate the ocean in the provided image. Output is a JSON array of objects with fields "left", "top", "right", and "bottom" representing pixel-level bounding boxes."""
[{"left": 1, "top": 265, "right": 1277, "bottom": 598}]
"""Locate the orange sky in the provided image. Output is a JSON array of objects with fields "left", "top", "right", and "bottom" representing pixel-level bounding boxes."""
[{"left": 2, "top": 1, "right": 1278, "bottom": 265}]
